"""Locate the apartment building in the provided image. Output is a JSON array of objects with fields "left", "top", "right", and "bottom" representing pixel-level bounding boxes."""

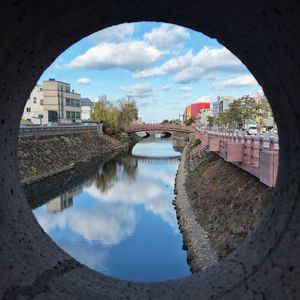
[
  {"left": 81, "top": 98, "right": 93, "bottom": 120},
  {"left": 217, "top": 96, "right": 237, "bottom": 113},
  {"left": 22, "top": 85, "right": 46, "bottom": 124},
  {"left": 43, "top": 79, "right": 81, "bottom": 123},
  {"left": 196, "top": 108, "right": 213, "bottom": 129}
]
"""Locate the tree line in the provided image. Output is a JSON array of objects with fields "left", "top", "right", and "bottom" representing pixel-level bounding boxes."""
[
  {"left": 207, "top": 96, "right": 272, "bottom": 130},
  {"left": 91, "top": 95, "right": 138, "bottom": 135}
]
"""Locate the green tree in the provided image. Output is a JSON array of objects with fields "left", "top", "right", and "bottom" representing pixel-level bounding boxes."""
[
  {"left": 91, "top": 95, "right": 118, "bottom": 128},
  {"left": 117, "top": 98, "right": 138, "bottom": 131},
  {"left": 91, "top": 95, "right": 139, "bottom": 134},
  {"left": 207, "top": 115, "right": 215, "bottom": 127},
  {"left": 184, "top": 117, "right": 194, "bottom": 126}
]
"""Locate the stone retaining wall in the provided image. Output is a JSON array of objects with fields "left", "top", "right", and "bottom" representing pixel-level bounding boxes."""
[{"left": 18, "top": 131, "right": 122, "bottom": 185}]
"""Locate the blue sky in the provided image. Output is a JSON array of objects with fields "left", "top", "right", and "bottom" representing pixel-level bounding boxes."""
[{"left": 38, "top": 22, "right": 262, "bottom": 122}]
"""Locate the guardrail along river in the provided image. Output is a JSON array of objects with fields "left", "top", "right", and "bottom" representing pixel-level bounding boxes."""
[{"left": 32, "top": 137, "right": 191, "bottom": 281}]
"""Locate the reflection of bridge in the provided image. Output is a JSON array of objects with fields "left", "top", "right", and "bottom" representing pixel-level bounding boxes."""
[
  {"left": 126, "top": 124, "right": 193, "bottom": 134},
  {"left": 133, "top": 156, "right": 180, "bottom": 165}
]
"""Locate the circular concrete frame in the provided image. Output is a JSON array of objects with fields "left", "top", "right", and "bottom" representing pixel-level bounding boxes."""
[{"left": 1, "top": 1, "right": 299, "bottom": 299}]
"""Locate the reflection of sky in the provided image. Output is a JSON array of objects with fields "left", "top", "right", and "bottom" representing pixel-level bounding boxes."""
[
  {"left": 33, "top": 139, "right": 190, "bottom": 282},
  {"left": 132, "top": 138, "right": 181, "bottom": 157}
]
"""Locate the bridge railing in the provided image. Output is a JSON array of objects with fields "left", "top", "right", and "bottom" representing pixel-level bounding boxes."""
[
  {"left": 193, "top": 129, "right": 279, "bottom": 187},
  {"left": 126, "top": 123, "right": 193, "bottom": 133}
]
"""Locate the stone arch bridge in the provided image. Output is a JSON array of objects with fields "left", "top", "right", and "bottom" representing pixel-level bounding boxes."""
[{"left": 126, "top": 124, "right": 193, "bottom": 134}]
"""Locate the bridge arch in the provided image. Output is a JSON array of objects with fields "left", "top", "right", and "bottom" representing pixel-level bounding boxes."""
[{"left": 0, "top": 1, "right": 300, "bottom": 299}]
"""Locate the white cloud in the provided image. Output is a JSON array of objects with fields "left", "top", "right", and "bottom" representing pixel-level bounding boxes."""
[
  {"left": 181, "top": 93, "right": 193, "bottom": 99},
  {"left": 143, "top": 24, "right": 190, "bottom": 50},
  {"left": 68, "top": 41, "right": 162, "bottom": 71},
  {"left": 173, "top": 67, "right": 206, "bottom": 83},
  {"left": 134, "top": 51, "right": 192, "bottom": 78},
  {"left": 178, "top": 85, "right": 192, "bottom": 91},
  {"left": 192, "top": 46, "right": 244, "bottom": 72},
  {"left": 76, "top": 77, "right": 91, "bottom": 85},
  {"left": 134, "top": 46, "right": 247, "bottom": 84},
  {"left": 120, "top": 83, "right": 153, "bottom": 98},
  {"left": 211, "top": 74, "right": 258, "bottom": 90},
  {"left": 160, "top": 85, "right": 171, "bottom": 91},
  {"left": 89, "top": 23, "right": 135, "bottom": 43},
  {"left": 195, "top": 95, "right": 216, "bottom": 103}
]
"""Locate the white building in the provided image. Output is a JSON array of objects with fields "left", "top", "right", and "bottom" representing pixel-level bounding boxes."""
[
  {"left": 81, "top": 98, "right": 93, "bottom": 120},
  {"left": 212, "top": 101, "right": 220, "bottom": 116},
  {"left": 43, "top": 79, "right": 81, "bottom": 124},
  {"left": 218, "top": 96, "right": 237, "bottom": 113},
  {"left": 21, "top": 79, "right": 82, "bottom": 124},
  {"left": 196, "top": 108, "right": 213, "bottom": 129},
  {"left": 22, "top": 85, "right": 46, "bottom": 124}
]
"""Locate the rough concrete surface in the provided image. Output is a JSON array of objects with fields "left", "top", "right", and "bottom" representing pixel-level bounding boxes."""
[
  {"left": 0, "top": 0, "right": 300, "bottom": 299},
  {"left": 173, "top": 147, "right": 218, "bottom": 273}
]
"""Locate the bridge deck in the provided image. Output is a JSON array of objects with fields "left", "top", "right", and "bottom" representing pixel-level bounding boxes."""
[{"left": 126, "top": 124, "right": 193, "bottom": 133}]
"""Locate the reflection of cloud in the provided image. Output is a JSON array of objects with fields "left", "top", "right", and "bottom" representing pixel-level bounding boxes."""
[
  {"left": 139, "top": 168, "right": 175, "bottom": 186},
  {"left": 144, "top": 199, "right": 178, "bottom": 232},
  {"left": 85, "top": 181, "right": 162, "bottom": 203},
  {"left": 58, "top": 234, "right": 110, "bottom": 272},
  {"left": 35, "top": 204, "right": 136, "bottom": 245},
  {"left": 84, "top": 168, "right": 179, "bottom": 232}
]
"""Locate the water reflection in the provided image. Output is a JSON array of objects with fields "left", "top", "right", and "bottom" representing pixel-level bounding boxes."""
[
  {"left": 95, "top": 154, "right": 138, "bottom": 193},
  {"left": 33, "top": 138, "right": 190, "bottom": 281}
]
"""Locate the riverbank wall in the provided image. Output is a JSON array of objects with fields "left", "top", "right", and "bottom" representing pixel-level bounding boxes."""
[
  {"left": 18, "top": 131, "right": 123, "bottom": 186},
  {"left": 173, "top": 146, "right": 218, "bottom": 273},
  {"left": 174, "top": 146, "right": 272, "bottom": 271}
]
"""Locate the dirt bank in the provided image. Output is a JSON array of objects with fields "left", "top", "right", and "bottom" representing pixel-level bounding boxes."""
[
  {"left": 185, "top": 152, "right": 272, "bottom": 260},
  {"left": 18, "top": 132, "right": 122, "bottom": 185}
]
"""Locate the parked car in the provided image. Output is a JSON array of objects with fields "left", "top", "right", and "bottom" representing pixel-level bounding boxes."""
[{"left": 247, "top": 126, "right": 258, "bottom": 135}]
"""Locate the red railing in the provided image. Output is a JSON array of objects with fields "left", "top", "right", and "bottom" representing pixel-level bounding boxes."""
[{"left": 193, "top": 129, "right": 279, "bottom": 187}]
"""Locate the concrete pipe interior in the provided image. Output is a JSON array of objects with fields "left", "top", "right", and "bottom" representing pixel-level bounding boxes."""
[{"left": 0, "top": 1, "right": 299, "bottom": 299}]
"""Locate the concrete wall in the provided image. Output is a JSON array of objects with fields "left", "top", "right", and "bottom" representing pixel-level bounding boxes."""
[{"left": 0, "top": 1, "right": 300, "bottom": 299}]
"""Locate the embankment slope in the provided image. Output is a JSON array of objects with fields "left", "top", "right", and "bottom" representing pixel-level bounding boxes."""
[{"left": 185, "top": 152, "right": 272, "bottom": 260}]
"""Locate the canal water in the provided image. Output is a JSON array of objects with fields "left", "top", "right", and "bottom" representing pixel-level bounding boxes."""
[{"left": 32, "top": 137, "right": 191, "bottom": 282}]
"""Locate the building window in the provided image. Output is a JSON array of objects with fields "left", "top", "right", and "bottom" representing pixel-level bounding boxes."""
[
  {"left": 38, "top": 114, "right": 43, "bottom": 119},
  {"left": 66, "top": 111, "right": 71, "bottom": 119},
  {"left": 33, "top": 100, "right": 37, "bottom": 104},
  {"left": 75, "top": 112, "right": 81, "bottom": 119},
  {"left": 71, "top": 99, "right": 75, "bottom": 107},
  {"left": 40, "top": 99, "right": 43, "bottom": 105},
  {"left": 26, "top": 107, "right": 31, "bottom": 112},
  {"left": 71, "top": 112, "right": 76, "bottom": 119},
  {"left": 66, "top": 98, "right": 70, "bottom": 106},
  {"left": 76, "top": 100, "right": 81, "bottom": 107}
]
